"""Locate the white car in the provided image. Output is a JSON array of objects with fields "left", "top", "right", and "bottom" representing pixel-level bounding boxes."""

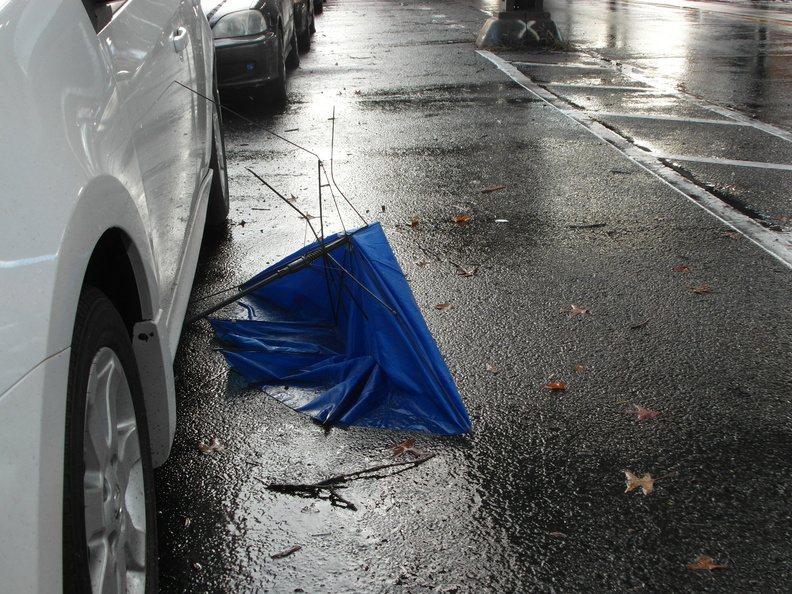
[{"left": 0, "top": 0, "right": 228, "bottom": 592}]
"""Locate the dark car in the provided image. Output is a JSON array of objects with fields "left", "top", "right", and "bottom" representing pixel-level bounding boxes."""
[{"left": 202, "top": 0, "right": 313, "bottom": 102}]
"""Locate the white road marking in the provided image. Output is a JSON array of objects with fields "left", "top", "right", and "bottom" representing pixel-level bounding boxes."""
[
  {"left": 593, "top": 112, "right": 745, "bottom": 126},
  {"left": 659, "top": 155, "right": 792, "bottom": 172}
]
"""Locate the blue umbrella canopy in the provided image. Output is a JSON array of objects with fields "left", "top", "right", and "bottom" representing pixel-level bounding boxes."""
[{"left": 210, "top": 223, "right": 471, "bottom": 435}]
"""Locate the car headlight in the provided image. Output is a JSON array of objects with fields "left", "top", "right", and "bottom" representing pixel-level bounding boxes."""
[{"left": 212, "top": 10, "right": 269, "bottom": 39}]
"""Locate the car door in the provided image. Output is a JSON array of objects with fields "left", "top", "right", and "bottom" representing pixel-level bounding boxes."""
[{"left": 99, "top": 0, "right": 209, "bottom": 319}]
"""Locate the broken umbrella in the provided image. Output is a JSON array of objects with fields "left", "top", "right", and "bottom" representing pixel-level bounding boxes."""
[{"left": 199, "top": 222, "right": 472, "bottom": 435}]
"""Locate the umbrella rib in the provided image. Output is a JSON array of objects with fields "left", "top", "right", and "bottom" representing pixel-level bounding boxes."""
[{"left": 324, "top": 253, "right": 396, "bottom": 315}]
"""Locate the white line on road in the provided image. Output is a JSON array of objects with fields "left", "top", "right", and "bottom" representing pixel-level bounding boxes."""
[
  {"left": 544, "top": 83, "right": 657, "bottom": 92},
  {"left": 659, "top": 155, "right": 792, "bottom": 172},
  {"left": 592, "top": 112, "right": 746, "bottom": 127}
]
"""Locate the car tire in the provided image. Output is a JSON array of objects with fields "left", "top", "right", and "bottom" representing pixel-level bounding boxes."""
[
  {"left": 266, "top": 29, "right": 288, "bottom": 105},
  {"left": 286, "top": 26, "right": 300, "bottom": 69},
  {"left": 299, "top": 10, "right": 313, "bottom": 52},
  {"left": 63, "top": 286, "right": 158, "bottom": 594},
  {"left": 314, "top": 0, "right": 323, "bottom": 14},
  {"left": 206, "top": 88, "right": 229, "bottom": 230}
]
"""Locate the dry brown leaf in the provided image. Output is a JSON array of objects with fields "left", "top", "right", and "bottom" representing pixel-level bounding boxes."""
[
  {"left": 542, "top": 381, "right": 566, "bottom": 391},
  {"left": 486, "top": 363, "right": 500, "bottom": 374},
  {"left": 687, "top": 556, "right": 727, "bottom": 572},
  {"left": 198, "top": 437, "right": 224, "bottom": 455},
  {"left": 624, "top": 404, "right": 664, "bottom": 422},
  {"left": 560, "top": 304, "right": 592, "bottom": 317},
  {"left": 624, "top": 470, "right": 674, "bottom": 495},
  {"left": 435, "top": 302, "right": 454, "bottom": 311},
  {"left": 415, "top": 259, "right": 431, "bottom": 267},
  {"left": 624, "top": 471, "right": 656, "bottom": 495},
  {"left": 408, "top": 216, "right": 419, "bottom": 228},
  {"left": 451, "top": 215, "right": 471, "bottom": 226},
  {"left": 457, "top": 266, "right": 479, "bottom": 277},
  {"left": 687, "top": 285, "right": 715, "bottom": 294},
  {"left": 673, "top": 265, "right": 697, "bottom": 273},
  {"left": 386, "top": 438, "right": 428, "bottom": 458},
  {"left": 572, "top": 362, "right": 586, "bottom": 373}
]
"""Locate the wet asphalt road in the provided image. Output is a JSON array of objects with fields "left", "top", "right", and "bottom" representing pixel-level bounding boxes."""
[{"left": 155, "top": 0, "right": 792, "bottom": 591}]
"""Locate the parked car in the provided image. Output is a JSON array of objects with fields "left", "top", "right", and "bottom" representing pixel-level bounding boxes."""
[
  {"left": 202, "top": 0, "right": 314, "bottom": 103},
  {"left": 0, "top": 0, "right": 228, "bottom": 592}
]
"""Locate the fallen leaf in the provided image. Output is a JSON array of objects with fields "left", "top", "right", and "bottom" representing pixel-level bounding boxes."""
[
  {"left": 451, "top": 214, "right": 471, "bottom": 226},
  {"left": 387, "top": 438, "right": 428, "bottom": 458},
  {"left": 625, "top": 404, "right": 664, "bottom": 422},
  {"left": 435, "top": 302, "right": 454, "bottom": 311},
  {"left": 624, "top": 471, "right": 656, "bottom": 495},
  {"left": 481, "top": 185, "right": 506, "bottom": 194},
  {"left": 687, "top": 285, "right": 715, "bottom": 294},
  {"left": 271, "top": 545, "right": 302, "bottom": 560},
  {"left": 408, "top": 216, "right": 419, "bottom": 228},
  {"left": 560, "top": 304, "right": 592, "bottom": 317},
  {"left": 486, "top": 363, "right": 500, "bottom": 374},
  {"left": 415, "top": 259, "right": 431, "bottom": 266},
  {"left": 542, "top": 381, "right": 566, "bottom": 391},
  {"left": 301, "top": 213, "right": 317, "bottom": 220},
  {"left": 673, "top": 265, "right": 698, "bottom": 273},
  {"left": 687, "top": 556, "right": 727, "bottom": 572},
  {"left": 197, "top": 437, "right": 224, "bottom": 455},
  {"left": 457, "top": 266, "right": 479, "bottom": 277},
  {"left": 288, "top": 194, "right": 299, "bottom": 202},
  {"left": 624, "top": 470, "right": 674, "bottom": 495},
  {"left": 572, "top": 362, "right": 586, "bottom": 373}
]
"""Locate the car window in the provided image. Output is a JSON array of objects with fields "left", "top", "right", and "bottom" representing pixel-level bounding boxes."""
[{"left": 81, "top": 0, "right": 128, "bottom": 32}]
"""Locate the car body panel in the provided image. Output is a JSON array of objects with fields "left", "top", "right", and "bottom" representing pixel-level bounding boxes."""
[
  {"left": 213, "top": 32, "right": 281, "bottom": 88},
  {"left": 0, "top": 352, "right": 69, "bottom": 593},
  {"left": 0, "top": 0, "right": 219, "bottom": 588}
]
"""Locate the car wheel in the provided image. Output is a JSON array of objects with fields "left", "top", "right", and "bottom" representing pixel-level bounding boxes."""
[
  {"left": 266, "top": 29, "right": 288, "bottom": 105},
  {"left": 286, "top": 25, "right": 300, "bottom": 69},
  {"left": 314, "top": 0, "right": 323, "bottom": 14},
  {"left": 206, "top": 87, "right": 229, "bottom": 229},
  {"left": 299, "top": 9, "right": 313, "bottom": 52},
  {"left": 63, "top": 286, "right": 157, "bottom": 594}
]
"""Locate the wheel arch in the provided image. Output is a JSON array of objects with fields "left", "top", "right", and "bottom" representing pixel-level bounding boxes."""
[{"left": 55, "top": 177, "right": 177, "bottom": 467}]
